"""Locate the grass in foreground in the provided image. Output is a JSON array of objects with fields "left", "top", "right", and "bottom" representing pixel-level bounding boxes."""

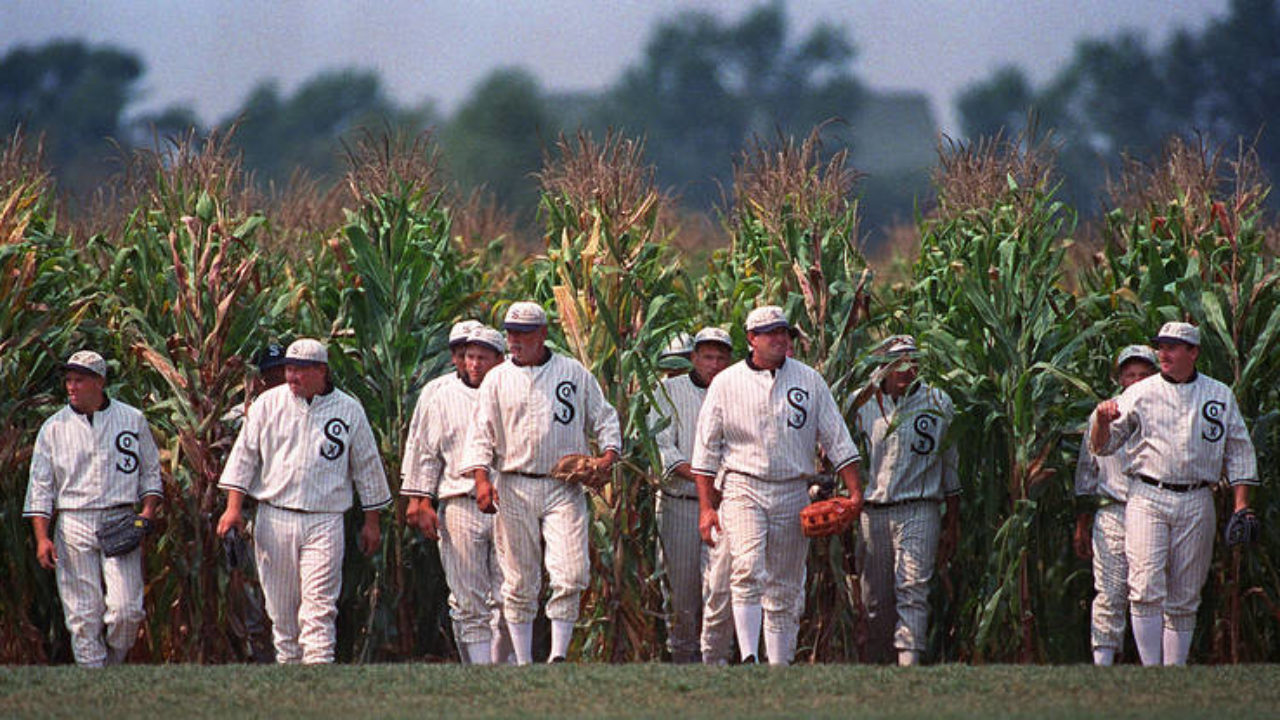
[{"left": 2, "top": 663, "right": 1278, "bottom": 719}]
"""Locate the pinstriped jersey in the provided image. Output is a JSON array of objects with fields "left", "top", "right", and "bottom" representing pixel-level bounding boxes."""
[
  {"left": 647, "top": 373, "right": 708, "bottom": 496},
  {"left": 1075, "top": 407, "right": 1132, "bottom": 503},
  {"left": 854, "top": 383, "right": 959, "bottom": 503},
  {"left": 402, "top": 373, "right": 487, "bottom": 500},
  {"left": 24, "top": 400, "right": 163, "bottom": 517},
  {"left": 691, "top": 357, "right": 859, "bottom": 481},
  {"left": 1094, "top": 372, "right": 1257, "bottom": 486},
  {"left": 461, "top": 352, "right": 622, "bottom": 476},
  {"left": 401, "top": 372, "right": 463, "bottom": 496},
  {"left": 219, "top": 384, "right": 392, "bottom": 512}
]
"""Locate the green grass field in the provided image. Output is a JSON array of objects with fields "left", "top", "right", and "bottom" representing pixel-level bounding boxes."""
[{"left": 2, "top": 664, "right": 1279, "bottom": 719}]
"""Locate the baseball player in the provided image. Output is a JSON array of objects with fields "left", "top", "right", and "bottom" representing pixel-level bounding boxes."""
[
  {"left": 24, "top": 350, "right": 162, "bottom": 667},
  {"left": 401, "top": 320, "right": 483, "bottom": 487},
  {"left": 853, "top": 335, "right": 959, "bottom": 667},
  {"left": 692, "top": 305, "right": 863, "bottom": 665},
  {"left": 657, "top": 332, "right": 694, "bottom": 377},
  {"left": 402, "top": 325, "right": 510, "bottom": 665},
  {"left": 1091, "top": 322, "right": 1257, "bottom": 665},
  {"left": 648, "top": 326, "right": 734, "bottom": 663},
  {"left": 216, "top": 338, "right": 392, "bottom": 664},
  {"left": 461, "top": 301, "right": 622, "bottom": 664},
  {"left": 1073, "top": 344, "right": 1158, "bottom": 666}
]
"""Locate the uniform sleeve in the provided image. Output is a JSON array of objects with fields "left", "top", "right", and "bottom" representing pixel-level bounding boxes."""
[
  {"left": 584, "top": 368, "right": 622, "bottom": 454},
  {"left": 219, "top": 401, "right": 263, "bottom": 493},
  {"left": 137, "top": 421, "right": 163, "bottom": 500},
  {"left": 690, "top": 381, "right": 724, "bottom": 476},
  {"left": 1074, "top": 411, "right": 1101, "bottom": 497},
  {"left": 460, "top": 378, "right": 499, "bottom": 475},
  {"left": 1091, "top": 393, "right": 1137, "bottom": 457},
  {"left": 348, "top": 407, "right": 391, "bottom": 510},
  {"left": 400, "top": 386, "right": 434, "bottom": 497},
  {"left": 815, "top": 384, "right": 860, "bottom": 471},
  {"left": 1222, "top": 394, "right": 1258, "bottom": 486},
  {"left": 649, "top": 381, "right": 685, "bottom": 476},
  {"left": 23, "top": 424, "right": 56, "bottom": 518},
  {"left": 414, "top": 403, "right": 446, "bottom": 498}
]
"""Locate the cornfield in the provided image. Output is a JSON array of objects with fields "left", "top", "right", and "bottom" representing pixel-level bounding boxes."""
[{"left": 1, "top": 123, "right": 1278, "bottom": 665}]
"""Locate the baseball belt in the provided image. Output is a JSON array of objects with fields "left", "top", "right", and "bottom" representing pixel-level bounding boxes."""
[{"left": 1137, "top": 476, "right": 1212, "bottom": 493}]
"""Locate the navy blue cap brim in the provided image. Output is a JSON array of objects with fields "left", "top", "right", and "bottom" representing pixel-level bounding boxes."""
[
  {"left": 284, "top": 358, "right": 328, "bottom": 367},
  {"left": 63, "top": 363, "right": 105, "bottom": 378},
  {"left": 504, "top": 322, "right": 545, "bottom": 332},
  {"left": 1151, "top": 335, "right": 1196, "bottom": 347},
  {"left": 748, "top": 321, "right": 791, "bottom": 334}
]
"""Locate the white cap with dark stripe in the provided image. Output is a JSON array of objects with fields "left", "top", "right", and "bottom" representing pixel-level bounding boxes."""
[{"left": 65, "top": 350, "right": 107, "bottom": 378}]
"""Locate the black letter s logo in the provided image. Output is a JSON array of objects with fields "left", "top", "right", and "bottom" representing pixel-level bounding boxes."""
[
  {"left": 320, "top": 418, "right": 349, "bottom": 460},
  {"left": 115, "top": 431, "right": 140, "bottom": 473},
  {"left": 910, "top": 414, "right": 938, "bottom": 455},
  {"left": 786, "top": 387, "right": 809, "bottom": 429},
  {"left": 554, "top": 381, "right": 577, "bottom": 425},
  {"left": 1201, "top": 401, "right": 1225, "bottom": 442}
]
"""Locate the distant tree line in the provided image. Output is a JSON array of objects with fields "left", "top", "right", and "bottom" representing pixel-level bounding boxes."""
[{"left": 3, "top": 0, "right": 1278, "bottom": 249}]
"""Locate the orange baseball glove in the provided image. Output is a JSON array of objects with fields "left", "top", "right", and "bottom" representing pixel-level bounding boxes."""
[
  {"left": 799, "top": 496, "right": 859, "bottom": 538},
  {"left": 551, "top": 453, "right": 610, "bottom": 492}
]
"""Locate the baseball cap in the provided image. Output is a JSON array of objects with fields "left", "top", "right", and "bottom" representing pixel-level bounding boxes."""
[
  {"left": 877, "top": 334, "right": 918, "bottom": 357},
  {"left": 659, "top": 332, "right": 693, "bottom": 359},
  {"left": 1116, "top": 344, "right": 1158, "bottom": 368},
  {"left": 285, "top": 338, "right": 329, "bottom": 366},
  {"left": 448, "top": 320, "right": 483, "bottom": 348},
  {"left": 693, "top": 327, "right": 732, "bottom": 350},
  {"left": 745, "top": 305, "right": 790, "bottom": 333},
  {"left": 467, "top": 325, "right": 507, "bottom": 355},
  {"left": 65, "top": 350, "right": 107, "bottom": 379},
  {"left": 503, "top": 301, "right": 548, "bottom": 332},
  {"left": 254, "top": 343, "right": 286, "bottom": 371},
  {"left": 1151, "top": 322, "right": 1200, "bottom": 347}
]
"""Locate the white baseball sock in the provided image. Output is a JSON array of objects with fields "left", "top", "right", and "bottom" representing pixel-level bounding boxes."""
[
  {"left": 763, "top": 630, "right": 788, "bottom": 666},
  {"left": 1092, "top": 647, "right": 1115, "bottom": 666},
  {"left": 466, "top": 641, "right": 493, "bottom": 665},
  {"left": 733, "top": 604, "right": 762, "bottom": 661},
  {"left": 1131, "top": 614, "right": 1163, "bottom": 666},
  {"left": 1162, "top": 628, "right": 1193, "bottom": 666},
  {"left": 507, "top": 620, "right": 534, "bottom": 665},
  {"left": 897, "top": 650, "right": 920, "bottom": 667},
  {"left": 549, "top": 619, "right": 574, "bottom": 661}
]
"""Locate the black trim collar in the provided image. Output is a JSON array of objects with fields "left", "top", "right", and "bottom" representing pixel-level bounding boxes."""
[{"left": 1161, "top": 370, "right": 1198, "bottom": 385}]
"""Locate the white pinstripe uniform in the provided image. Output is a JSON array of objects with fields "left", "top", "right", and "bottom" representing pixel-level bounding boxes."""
[
  {"left": 1075, "top": 407, "right": 1133, "bottom": 659},
  {"left": 460, "top": 350, "right": 621, "bottom": 654},
  {"left": 219, "top": 383, "right": 391, "bottom": 664},
  {"left": 853, "top": 381, "right": 959, "bottom": 664},
  {"left": 700, "top": 469, "right": 735, "bottom": 665},
  {"left": 691, "top": 356, "right": 859, "bottom": 664},
  {"left": 1094, "top": 363, "right": 1256, "bottom": 665},
  {"left": 402, "top": 368, "right": 507, "bottom": 663},
  {"left": 24, "top": 399, "right": 162, "bottom": 667},
  {"left": 649, "top": 370, "right": 735, "bottom": 663}
]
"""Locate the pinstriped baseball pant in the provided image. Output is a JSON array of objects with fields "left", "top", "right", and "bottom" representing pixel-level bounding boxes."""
[
  {"left": 856, "top": 501, "right": 940, "bottom": 660},
  {"left": 439, "top": 496, "right": 505, "bottom": 644},
  {"left": 54, "top": 509, "right": 146, "bottom": 667},
  {"left": 1090, "top": 503, "right": 1128, "bottom": 650},
  {"left": 720, "top": 474, "right": 809, "bottom": 637},
  {"left": 254, "top": 504, "right": 344, "bottom": 664},
  {"left": 700, "top": 524, "right": 735, "bottom": 664},
  {"left": 494, "top": 474, "right": 589, "bottom": 624},
  {"left": 657, "top": 493, "right": 702, "bottom": 661},
  {"left": 1125, "top": 481, "right": 1215, "bottom": 631}
]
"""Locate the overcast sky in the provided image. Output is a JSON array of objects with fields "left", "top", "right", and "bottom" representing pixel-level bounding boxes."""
[{"left": 1, "top": 0, "right": 1232, "bottom": 133}]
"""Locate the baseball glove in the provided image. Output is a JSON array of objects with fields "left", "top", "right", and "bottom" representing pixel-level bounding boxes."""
[
  {"left": 551, "top": 454, "right": 610, "bottom": 492},
  {"left": 800, "top": 497, "right": 859, "bottom": 538},
  {"left": 96, "top": 513, "right": 152, "bottom": 557},
  {"left": 1224, "top": 508, "right": 1261, "bottom": 547},
  {"left": 223, "top": 526, "right": 246, "bottom": 570}
]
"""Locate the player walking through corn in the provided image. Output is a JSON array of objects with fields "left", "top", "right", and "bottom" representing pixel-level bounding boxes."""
[
  {"left": 216, "top": 338, "right": 392, "bottom": 664},
  {"left": 461, "top": 301, "right": 622, "bottom": 664},
  {"left": 1091, "top": 322, "right": 1258, "bottom": 665},
  {"left": 24, "top": 350, "right": 163, "bottom": 667},
  {"left": 403, "top": 325, "right": 511, "bottom": 664},
  {"left": 1073, "top": 345, "right": 1157, "bottom": 666},
  {"left": 692, "top": 305, "right": 863, "bottom": 665},
  {"left": 853, "top": 335, "right": 959, "bottom": 666},
  {"left": 648, "top": 326, "right": 733, "bottom": 663}
]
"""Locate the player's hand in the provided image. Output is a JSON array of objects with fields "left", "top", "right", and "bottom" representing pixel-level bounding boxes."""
[
  {"left": 216, "top": 508, "right": 245, "bottom": 538},
  {"left": 476, "top": 478, "right": 498, "bottom": 514},
  {"left": 1073, "top": 513, "right": 1093, "bottom": 560},
  {"left": 938, "top": 519, "right": 959, "bottom": 565},
  {"left": 699, "top": 507, "right": 722, "bottom": 547},
  {"left": 359, "top": 517, "right": 381, "bottom": 556},
  {"left": 35, "top": 537, "right": 57, "bottom": 569},
  {"left": 1096, "top": 399, "right": 1120, "bottom": 424},
  {"left": 416, "top": 505, "right": 440, "bottom": 541}
]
